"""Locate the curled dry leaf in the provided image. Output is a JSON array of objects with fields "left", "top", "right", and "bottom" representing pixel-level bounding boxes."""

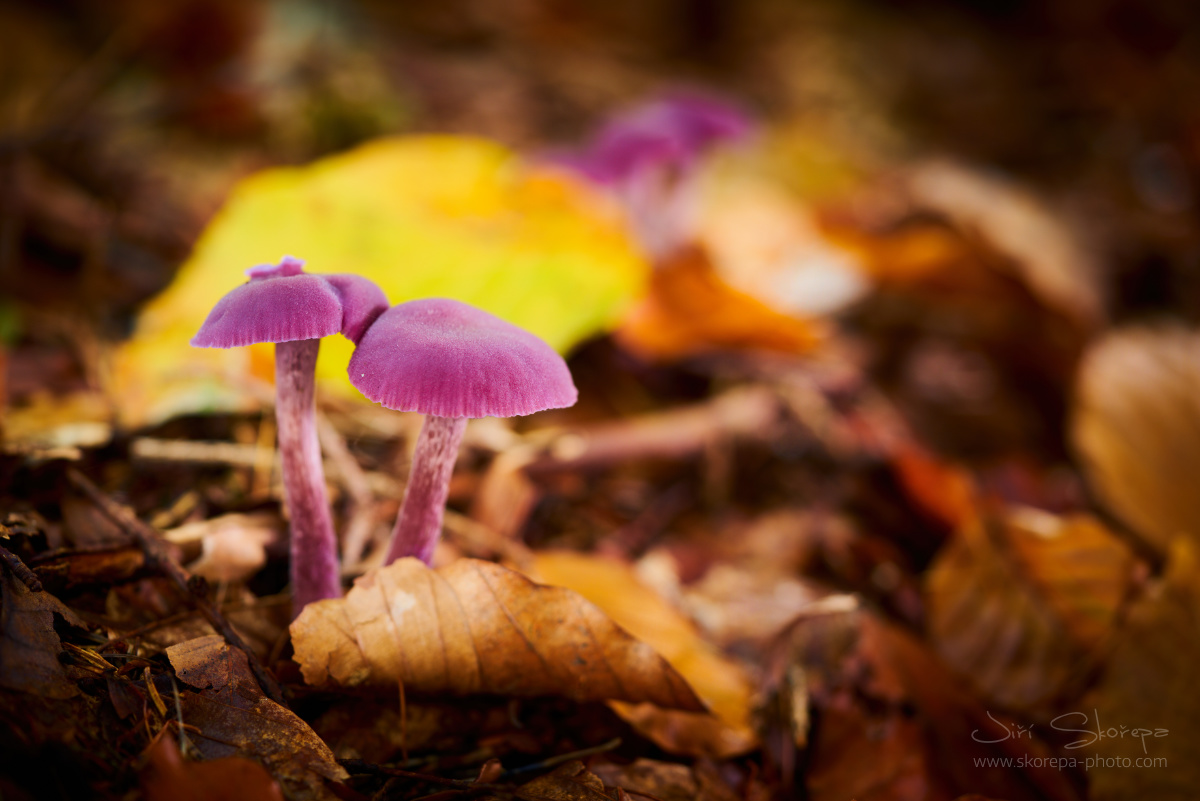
[
  {"left": 166, "top": 635, "right": 347, "bottom": 801},
  {"left": 531, "top": 551, "right": 758, "bottom": 758},
  {"left": 290, "top": 558, "right": 703, "bottom": 711},
  {"left": 0, "top": 569, "right": 86, "bottom": 699},
  {"left": 1086, "top": 539, "right": 1200, "bottom": 801},
  {"left": 1072, "top": 326, "right": 1200, "bottom": 554},
  {"left": 141, "top": 737, "right": 284, "bottom": 801},
  {"left": 925, "top": 508, "right": 1138, "bottom": 717}
]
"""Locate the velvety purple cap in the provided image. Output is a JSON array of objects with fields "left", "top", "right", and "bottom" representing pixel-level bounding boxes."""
[
  {"left": 191, "top": 256, "right": 388, "bottom": 348},
  {"left": 559, "top": 93, "right": 752, "bottom": 186},
  {"left": 348, "top": 298, "right": 578, "bottom": 419}
]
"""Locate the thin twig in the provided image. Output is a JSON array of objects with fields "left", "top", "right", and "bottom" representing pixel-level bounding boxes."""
[
  {"left": 501, "top": 738, "right": 622, "bottom": 777},
  {"left": 66, "top": 468, "right": 287, "bottom": 706}
]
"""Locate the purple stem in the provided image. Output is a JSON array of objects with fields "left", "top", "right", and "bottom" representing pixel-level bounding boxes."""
[
  {"left": 384, "top": 415, "right": 468, "bottom": 565},
  {"left": 275, "top": 339, "right": 342, "bottom": 615}
]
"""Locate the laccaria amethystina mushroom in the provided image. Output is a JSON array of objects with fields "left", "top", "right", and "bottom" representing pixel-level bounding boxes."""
[
  {"left": 349, "top": 298, "right": 577, "bottom": 565},
  {"left": 192, "top": 256, "right": 388, "bottom": 614},
  {"left": 556, "top": 93, "right": 751, "bottom": 258}
]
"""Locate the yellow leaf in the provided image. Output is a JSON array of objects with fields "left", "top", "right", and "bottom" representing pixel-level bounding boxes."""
[{"left": 110, "top": 136, "right": 647, "bottom": 425}]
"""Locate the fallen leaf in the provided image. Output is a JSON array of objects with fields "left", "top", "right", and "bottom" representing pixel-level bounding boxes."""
[
  {"left": 1071, "top": 326, "right": 1200, "bottom": 554},
  {"left": 110, "top": 136, "right": 647, "bottom": 425},
  {"left": 140, "top": 737, "right": 284, "bottom": 801},
  {"left": 166, "top": 636, "right": 348, "bottom": 801},
  {"left": 168, "top": 634, "right": 238, "bottom": 691},
  {"left": 291, "top": 557, "right": 702, "bottom": 710},
  {"left": 1086, "top": 538, "right": 1199, "bottom": 800},
  {"left": 615, "top": 244, "right": 823, "bottom": 360},
  {"left": 0, "top": 569, "right": 87, "bottom": 699},
  {"left": 904, "top": 160, "right": 1103, "bottom": 331},
  {"left": 530, "top": 550, "right": 757, "bottom": 758},
  {"left": 925, "top": 509, "right": 1138, "bottom": 717},
  {"left": 513, "top": 761, "right": 614, "bottom": 801},
  {"left": 770, "top": 605, "right": 1080, "bottom": 801}
]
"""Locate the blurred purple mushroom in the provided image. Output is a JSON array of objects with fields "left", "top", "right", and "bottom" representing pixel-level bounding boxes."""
[
  {"left": 554, "top": 92, "right": 752, "bottom": 257},
  {"left": 192, "top": 256, "right": 388, "bottom": 614},
  {"left": 348, "top": 298, "right": 577, "bottom": 565}
]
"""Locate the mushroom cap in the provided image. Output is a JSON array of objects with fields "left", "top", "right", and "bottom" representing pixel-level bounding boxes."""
[
  {"left": 191, "top": 256, "right": 388, "bottom": 348},
  {"left": 348, "top": 298, "right": 578, "bottom": 419},
  {"left": 563, "top": 93, "right": 752, "bottom": 186}
]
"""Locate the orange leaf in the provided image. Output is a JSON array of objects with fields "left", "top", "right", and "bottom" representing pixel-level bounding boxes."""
[
  {"left": 290, "top": 558, "right": 703, "bottom": 711},
  {"left": 925, "top": 509, "right": 1137, "bottom": 716},
  {"left": 616, "top": 245, "right": 822, "bottom": 359}
]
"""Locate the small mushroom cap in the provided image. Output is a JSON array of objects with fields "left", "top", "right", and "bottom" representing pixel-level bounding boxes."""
[
  {"left": 348, "top": 298, "right": 578, "bottom": 419},
  {"left": 191, "top": 257, "right": 388, "bottom": 348},
  {"left": 560, "top": 93, "right": 752, "bottom": 186}
]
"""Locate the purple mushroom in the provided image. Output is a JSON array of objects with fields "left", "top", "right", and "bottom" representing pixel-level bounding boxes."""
[
  {"left": 553, "top": 92, "right": 752, "bottom": 258},
  {"left": 192, "top": 256, "right": 388, "bottom": 614},
  {"left": 348, "top": 298, "right": 577, "bottom": 565}
]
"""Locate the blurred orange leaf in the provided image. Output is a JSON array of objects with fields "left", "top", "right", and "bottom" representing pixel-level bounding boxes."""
[
  {"left": 926, "top": 509, "right": 1137, "bottom": 717},
  {"left": 616, "top": 244, "right": 822, "bottom": 359},
  {"left": 891, "top": 444, "right": 978, "bottom": 531},
  {"left": 290, "top": 558, "right": 703, "bottom": 710}
]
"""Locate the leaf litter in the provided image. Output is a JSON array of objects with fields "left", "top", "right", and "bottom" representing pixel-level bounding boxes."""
[{"left": 3, "top": 1, "right": 1200, "bottom": 799}]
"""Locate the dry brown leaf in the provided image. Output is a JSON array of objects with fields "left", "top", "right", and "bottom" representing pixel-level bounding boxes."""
[
  {"left": 168, "top": 634, "right": 238, "bottom": 691},
  {"left": 511, "top": 761, "right": 615, "bottom": 801},
  {"left": 0, "top": 569, "right": 86, "bottom": 699},
  {"left": 166, "top": 636, "right": 347, "bottom": 801},
  {"left": 926, "top": 509, "right": 1137, "bottom": 717},
  {"left": 291, "top": 558, "right": 703, "bottom": 710},
  {"left": 140, "top": 737, "right": 284, "bottom": 801},
  {"left": 1072, "top": 326, "right": 1200, "bottom": 553},
  {"left": 615, "top": 244, "right": 823, "bottom": 359},
  {"left": 771, "top": 606, "right": 1080, "bottom": 801},
  {"left": 1085, "top": 538, "right": 1198, "bottom": 800},
  {"left": 531, "top": 551, "right": 758, "bottom": 758}
]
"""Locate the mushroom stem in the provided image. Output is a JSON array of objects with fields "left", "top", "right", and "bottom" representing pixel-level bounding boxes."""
[
  {"left": 384, "top": 415, "right": 468, "bottom": 565},
  {"left": 275, "top": 339, "right": 342, "bottom": 614}
]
